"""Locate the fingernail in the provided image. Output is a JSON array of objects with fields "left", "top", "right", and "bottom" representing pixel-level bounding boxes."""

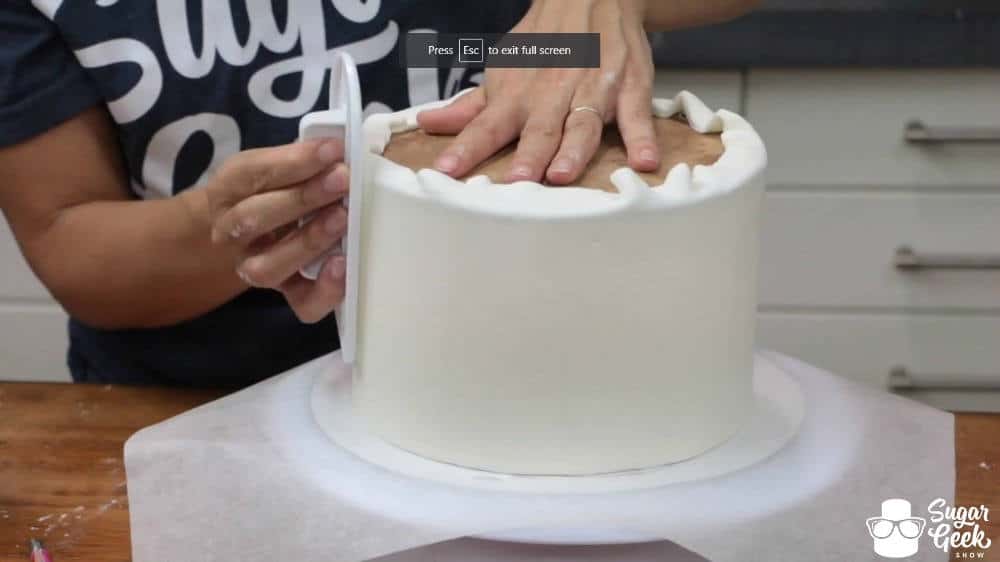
[
  {"left": 639, "top": 148, "right": 657, "bottom": 164},
  {"left": 329, "top": 256, "right": 347, "bottom": 280},
  {"left": 323, "top": 169, "right": 344, "bottom": 193},
  {"left": 509, "top": 165, "right": 532, "bottom": 180},
  {"left": 435, "top": 154, "right": 459, "bottom": 173},
  {"left": 318, "top": 141, "right": 338, "bottom": 164},
  {"left": 550, "top": 158, "right": 572, "bottom": 174},
  {"left": 325, "top": 210, "right": 346, "bottom": 235}
]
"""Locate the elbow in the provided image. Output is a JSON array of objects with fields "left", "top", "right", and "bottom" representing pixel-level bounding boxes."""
[
  {"left": 24, "top": 236, "right": 194, "bottom": 330},
  {"left": 55, "top": 293, "right": 149, "bottom": 331},
  {"left": 44, "top": 279, "right": 147, "bottom": 330},
  {"left": 54, "top": 285, "right": 195, "bottom": 330},
  {"left": 56, "top": 292, "right": 192, "bottom": 330},
  {"left": 35, "top": 263, "right": 183, "bottom": 330}
]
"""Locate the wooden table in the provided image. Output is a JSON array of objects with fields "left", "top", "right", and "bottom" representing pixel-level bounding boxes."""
[{"left": 1, "top": 382, "right": 998, "bottom": 562}]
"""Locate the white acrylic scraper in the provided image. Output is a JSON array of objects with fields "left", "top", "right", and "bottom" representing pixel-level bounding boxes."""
[{"left": 297, "top": 53, "right": 364, "bottom": 364}]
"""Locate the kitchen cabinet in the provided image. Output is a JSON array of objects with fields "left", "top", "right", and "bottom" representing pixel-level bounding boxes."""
[
  {"left": 760, "top": 191, "right": 1000, "bottom": 311},
  {"left": 748, "top": 69, "right": 1000, "bottom": 188},
  {"left": 0, "top": 217, "right": 69, "bottom": 382},
  {"left": 749, "top": 68, "right": 1000, "bottom": 411},
  {"left": 758, "top": 312, "right": 1000, "bottom": 412}
]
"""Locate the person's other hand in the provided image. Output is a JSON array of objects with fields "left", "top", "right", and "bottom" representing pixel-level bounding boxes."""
[
  {"left": 204, "top": 139, "right": 348, "bottom": 322},
  {"left": 417, "top": 0, "right": 656, "bottom": 186}
]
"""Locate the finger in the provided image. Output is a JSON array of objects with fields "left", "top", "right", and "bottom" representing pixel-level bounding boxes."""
[
  {"left": 432, "top": 100, "right": 523, "bottom": 177},
  {"left": 616, "top": 74, "right": 657, "bottom": 171},
  {"left": 416, "top": 88, "right": 487, "bottom": 135},
  {"left": 506, "top": 92, "right": 572, "bottom": 182},
  {"left": 546, "top": 106, "right": 605, "bottom": 185},
  {"left": 237, "top": 204, "right": 348, "bottom": 289},
  {"left": 543, "top": 30, "right": 623, "bottom": 185},
  {"left": 278, "top": 255, "right": 347, "bottom": 323},
  {"left": 213, "top": 138, "right": 344, "bottom": 208},
  {"left": 545, "top": 67, "right": 615, "bottom": 185},
  {"left": 617, "top": 26, "right": 659, "bottom": 172},
  {"left": 212, "top": 163, "right": 349, "bottom": 245}
]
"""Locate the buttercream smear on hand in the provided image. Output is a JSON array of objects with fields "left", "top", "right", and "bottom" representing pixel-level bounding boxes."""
[{"left": 361, "top": 90, "right": 767, "bottom": 218}]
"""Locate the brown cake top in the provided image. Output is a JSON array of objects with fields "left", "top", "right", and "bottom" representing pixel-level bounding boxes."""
[{"left": 381, "top": 117, "right": 724, "bottom": 193}]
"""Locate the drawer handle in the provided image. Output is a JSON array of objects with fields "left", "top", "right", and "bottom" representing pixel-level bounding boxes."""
[
  {"left": 889, "top": 366, "right": 1000, "bottom": 391},
  {"left": 904, "top": 120, "right": 1000, "bottom": 144},
  {"left": 894, "top": 246, "right": 1000, "bottom": 271}
]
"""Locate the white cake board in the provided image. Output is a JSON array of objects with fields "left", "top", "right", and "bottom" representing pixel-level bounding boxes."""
[
  {"left": 126, "top": 352, "right": 955, "bottom": 562},
  {"left": 308, "top": 353, "right": 805, "bottom": 544}
]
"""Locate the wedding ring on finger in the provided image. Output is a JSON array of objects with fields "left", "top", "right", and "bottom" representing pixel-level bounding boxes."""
[{"left": 571, "top": 105, "right": 603, "bottom": 120}]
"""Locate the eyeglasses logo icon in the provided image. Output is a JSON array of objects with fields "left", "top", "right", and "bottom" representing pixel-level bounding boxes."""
[{"left": 866, "top": 498, "right": 927, "bottom": 558}]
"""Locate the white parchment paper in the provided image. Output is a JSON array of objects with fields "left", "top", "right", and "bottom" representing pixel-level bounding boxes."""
[{"left": 125, "top": 351, "right": 954, "bottom": 562}]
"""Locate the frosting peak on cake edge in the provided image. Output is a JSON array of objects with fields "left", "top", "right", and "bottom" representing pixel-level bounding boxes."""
[{"left": 360, "top": 90, "right": 767, "bottom": 219}]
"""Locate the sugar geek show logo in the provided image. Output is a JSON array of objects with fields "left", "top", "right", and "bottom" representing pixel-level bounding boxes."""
[
  {"left": 867, "top": 499, "right": 927, "bottom": 558},
  {"left": 866, "top": 498, "right": 992, "bottom": 559}
]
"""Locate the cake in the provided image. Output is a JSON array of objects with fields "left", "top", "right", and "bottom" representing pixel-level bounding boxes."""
[{"left": 349, "top": 91, "right": 767, "bottom": 475}]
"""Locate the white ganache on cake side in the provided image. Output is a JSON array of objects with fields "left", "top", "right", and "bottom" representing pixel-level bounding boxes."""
[{"left": 348, "top": 91, "right": 767, "bottom": 476}]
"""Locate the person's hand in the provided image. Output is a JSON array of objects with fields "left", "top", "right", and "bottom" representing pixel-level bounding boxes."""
[
  {"left": 417, "top": 0, "right": 656, "bottom": 185},
  {"left": 204, "top": 139, "right": 349, "bottom": 322}
]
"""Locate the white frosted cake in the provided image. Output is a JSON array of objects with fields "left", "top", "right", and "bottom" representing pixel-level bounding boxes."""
[{"left": 349, "top": 91, "right": 767, "bottom": 476}]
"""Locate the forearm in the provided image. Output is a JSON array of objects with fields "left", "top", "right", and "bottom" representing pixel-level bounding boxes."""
[
  {"left": 27, "top": 189, "right": 246, "bottom": 329},
  {"left": 635, "top": 0, "right": 760, "bottom": 31}
]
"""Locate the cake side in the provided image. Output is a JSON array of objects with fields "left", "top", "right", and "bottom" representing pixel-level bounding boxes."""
[{"left": 352, "top": 91, "right": 766, "bottom": 475}]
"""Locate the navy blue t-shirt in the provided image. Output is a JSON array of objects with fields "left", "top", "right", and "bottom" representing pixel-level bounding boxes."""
[{"left": 0, "top": 0, "right": 530, "bottom": 387}]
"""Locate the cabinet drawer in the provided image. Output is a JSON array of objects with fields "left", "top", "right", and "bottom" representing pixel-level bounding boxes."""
[
  {"left": 654, "top": 70, "right": 741, "bottom": 114},
  {"left": 757, "top": 312, "right": 1000, "bottom": 412},
  {"left": 747, "top": 69, "right": 1000, "bottom": 187},
  {"left": 0, "top": 304, "right": 69, "bottom": 382},
  {"left": 760, "top": 192, "right": 1000, "bottom": 311},
  {"left": 1, "top": 216, "right": 52, "bottom": 300}
]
